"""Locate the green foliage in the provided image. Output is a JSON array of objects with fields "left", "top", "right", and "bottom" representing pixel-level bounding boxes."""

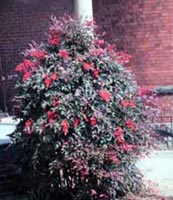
[{"left": 11, "top": 16, "right": 157, "bottom": 200}]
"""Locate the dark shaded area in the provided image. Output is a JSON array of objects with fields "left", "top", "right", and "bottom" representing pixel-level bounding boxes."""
[
  {"left": 0, "top": 144, "right": 23, "bottom": 197},
  {"left": 0, "top": 144, "right": 74, "bottom": 199},
  {"left": 155, "top": 124, "right": 173, "bottom": 138}
]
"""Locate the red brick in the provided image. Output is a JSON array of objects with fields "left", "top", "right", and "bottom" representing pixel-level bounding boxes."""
[{"left": 93, "top": 0, "right": 173, "bottom": 86}]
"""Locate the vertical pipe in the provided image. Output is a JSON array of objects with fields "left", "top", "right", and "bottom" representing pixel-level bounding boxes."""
[
  {"left": 74, "top": 0, "right": 93, "bottom": 23},
  {"left": 0, "top": 58, "right": 7, "bottom": 113}
]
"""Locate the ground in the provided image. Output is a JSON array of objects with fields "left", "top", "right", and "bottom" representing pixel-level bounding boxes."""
[{"left": 137, "top": 150, "right": 173, "bottom": 198}]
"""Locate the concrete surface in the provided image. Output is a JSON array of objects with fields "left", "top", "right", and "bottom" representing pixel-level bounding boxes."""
[
  {"left": 137, "top": 150, "right": 173, "bottom": 197},
  {"left": 0, "top": 117, "right": 19, "bottom": 144}
]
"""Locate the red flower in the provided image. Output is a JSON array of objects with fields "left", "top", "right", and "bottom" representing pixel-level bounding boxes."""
[
  {"left": 122, "top": 143, "right": 135, "bottom": 152},
  {"left": 108, "top": 152, "right": 119, "bottom": 163},
  {"left": 121, "top": 100, "right": 129, "bottom": 108},
  {"left": 121, "top": 100, "right": 136, "bottom": 108},
  {"left": 51, "top": 73, "right": 57, "bottom": 81},
  {"left": 105, "top": 44, "right": 116, "bottom": 53},
  {"left": 93, "top": 69, "right": 99, "bottom": 78},
  {"left": 22, "top": 59, "right": 35, "bottom": 70},
  {"left": 25, "top": 119, "right": 32, "bottom": 127},
  {"left": 30, "top": 50, "right": 46, "bottom": 60},
  {"left": 94, "top": 39, "right": 104, "bottom": 46},
  {"left": 52, "top": 97, "right": 59, "bottom": 107},
  {"left": 48, "top": 36, "right": 60, "bottom": 46},
  {"left": 98, "top": 89, "right": 111, "bottom": 102},
  {"left": 47, "top": 111, "right": 54, "bottom": 122},
  {"left": 114, "top": 126, "right": 123, "bottom": 143},
  {"left": 126, "top": 119, "right": 136, "bottom": 131},
  {"left": 114, "top": 126, "right": 123, "bottom": 136},
  {"left": 44, "top": 77, "right": 52, "bottom": 88},
  {"left": 23, "top": 59, "right": 35, "bottom": 68},
  {"left": 116, "top": 51, "right": 132, "bottom": 64},
  {"left": 73, "top": 118, "right": 80, "bottom": 128},
  {"left": 15, "top": 63, "right": 25, "bottom": 72},
  {"left": 23, "top": 72, "right": 31, "bottom": 81},
  {"left": 44, "top": 73, "right": 57, "bottom": 88},
  {"left": 61, "top": 119, "right": 69, "bottom": 135},
  {"left": 96, "top": 48, "right": 104, "bottom": 56},
  {"left": 58, "top": 49, "right": 69, "bottom": 59},
  {"left": 90, "top": 117, "right": 97, "bottom": 126},
  {"left": 15, "top": 59, "right": 35, "bottom": 72},
  {"left": 25, "top": 119, "right": 33, "bottom": 135},
  {"left": 48, "top": 37, "right": 60, "bottom": 46},
  {"left": 16, "top": 59, "right": 36, "bottom": 81},
  {"left": 83, "top": 62, "right": 93, "bottom": 71},
  {"left": 128, "top": 100, "right": 136, "bottom": 108}
]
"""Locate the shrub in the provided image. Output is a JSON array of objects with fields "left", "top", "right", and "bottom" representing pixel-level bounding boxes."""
[{"left": 11, "top": 16, "right": 157, "bottom": 200}]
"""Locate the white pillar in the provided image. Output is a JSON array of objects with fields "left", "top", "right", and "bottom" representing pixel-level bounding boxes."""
[{"left": 74, "top": 0, "right": 93, "bottom": 23}]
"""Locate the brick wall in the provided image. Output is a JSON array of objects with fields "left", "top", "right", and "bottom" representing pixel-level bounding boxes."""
[
  {"left": 0, "top": 0, "right": 74, "bottom": 112},
  {"left": 93, "top": 0, "right": 173, "bottom": 86},
  {"left": 0, "top": 0, "right": 73, "bottom": 75}
]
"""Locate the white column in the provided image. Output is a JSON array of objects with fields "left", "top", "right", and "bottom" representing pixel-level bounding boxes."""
[{"left": 74, "top": 0, "right": 93, "bottom": 23}]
